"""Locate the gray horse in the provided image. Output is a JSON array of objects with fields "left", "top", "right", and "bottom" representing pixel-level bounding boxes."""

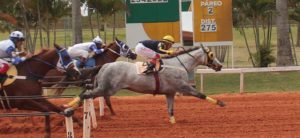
[{"left": 77, "top": 46, "right": 225, "bottom": 124}]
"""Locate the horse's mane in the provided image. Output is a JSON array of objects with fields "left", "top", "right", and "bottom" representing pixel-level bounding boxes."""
[
  {"left": 32, "top": 49, "right": 50, "bottom": 58},
  {"left": 18, "top": 49, "right": 51, "bottom": 65},
  {"left": 162, "top": 47, "right": 200, "bottom": 59}
]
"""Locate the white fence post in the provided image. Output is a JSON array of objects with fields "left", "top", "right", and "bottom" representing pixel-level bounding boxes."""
[
  {"left": 240, "top": 72, "right": 244, "bottom": 93},
  {"left": 65, "top": 117, "right": 74, "bottom": 138},
  {"left": 200, "top": 74, "right": 204, "bottom": 93}
]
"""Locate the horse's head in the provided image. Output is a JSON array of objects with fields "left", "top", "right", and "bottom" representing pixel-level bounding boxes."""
[
  {"left": 54, "top": 44, "right": 81, "bottom": 78},
  {"left": 107, "top": 38, "right": 137, "bottom": 60},
  {"left": 201, "top": 45, "right": 222, "bottom": 71}
]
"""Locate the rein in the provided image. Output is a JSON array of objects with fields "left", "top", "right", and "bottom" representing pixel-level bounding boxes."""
[
  {"left": 108, "top": 48, "right": 121, "bottom": 56},
  {"left": 98, "top": 50, "right": 117, "bottom": 63},
  {"left": 107, "top": 44, "right": 130, "bottom": 58},
  {"left": 173, "top": 47, "right": 198, "bottom": 72},
  {"left": 23, "top": 53, "right": 74, "bottom": 80},
  {"left": 175, "top": 56, "right": 189, "bottom": 72},
  {"left": 32, "top": 57, "right": 57, "bottom": 68}
]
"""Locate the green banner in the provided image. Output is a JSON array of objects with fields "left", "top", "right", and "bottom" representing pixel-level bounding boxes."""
[
  {"left": 126, "top": 0, "right": 179, "bottom": 23},
  {"left": 182, "top": 0, "right": 191, "bottom": 11}
]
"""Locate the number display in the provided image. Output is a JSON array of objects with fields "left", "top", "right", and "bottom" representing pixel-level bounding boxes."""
[
  {"left": 208, "top": 7, "right": 214, "bottom": 15},
  {"left": 200, "top": 23, "right": 217, "bottom": 32}
]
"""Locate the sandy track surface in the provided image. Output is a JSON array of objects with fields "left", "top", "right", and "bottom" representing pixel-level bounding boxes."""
[{"left": 1, "top": 92, "right": 300, "bottom": 138}]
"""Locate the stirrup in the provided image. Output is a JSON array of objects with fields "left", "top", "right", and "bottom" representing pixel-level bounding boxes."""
[{"left": 143, "top": 63, "right": 155, "bottom": 74}]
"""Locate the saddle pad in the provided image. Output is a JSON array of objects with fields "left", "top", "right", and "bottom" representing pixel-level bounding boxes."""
[
  {"left": 0, "top": 65, "right": 17, "bottom": 88},
  {"left": 135, "top": 62, "right": 147, "bottom": 75}
]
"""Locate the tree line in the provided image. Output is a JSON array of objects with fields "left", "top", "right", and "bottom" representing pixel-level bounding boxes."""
[
  {"left": 233, "top": 0, "right": 300, "bottom": 67},
  {"left": 0, "top": 0, "right": 298, "bottom": 67},
  {"left": 0, "top": 0, "right": 125, "bottom": 53}
]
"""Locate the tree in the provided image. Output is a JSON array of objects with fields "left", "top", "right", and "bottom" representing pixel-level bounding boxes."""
[
  {"left": 0, "top": 0, "right": 18, "bottom": 32},
  {"left": 288, "top": 0, "right": 300, "bottom": 47},
  {"left": 87, "top": 0, "right": 126, "bottom": 43},
  {"left": 276, "top": 0, "right": 294, "bottom": 66},
  {"left": 233, "top": 0, "right": 276, "bottom": 67},
  {"left": 72, "top": 0, "right": 83, "bottom": 44},
  {"left": 49, "top": 0, "right": 71, "bottom": 43}
]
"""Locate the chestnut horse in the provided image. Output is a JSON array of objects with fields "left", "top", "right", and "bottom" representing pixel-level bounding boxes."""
[{"left": 0, "top": 44, "right": 80, "bottom": 115}]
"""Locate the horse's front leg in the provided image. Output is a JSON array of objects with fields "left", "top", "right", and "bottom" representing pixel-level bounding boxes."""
[
  {"left": 104, "top": 96, "right": 116, "bottom": 115},
  {"left": 179, "top": 83, "right": 225, "bottom": 107},
  {"left": 165, "top": 94, "right": 176, "bottom": 124}
]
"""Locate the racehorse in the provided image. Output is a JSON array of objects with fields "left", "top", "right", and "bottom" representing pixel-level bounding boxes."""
[
  {"left": 0, "top": 44, "right": 80, "bottom": 115},
  {"left": 75, "top": 46, "right": 225, "bottom": 124},
  {"left": 42, "top": 38, "right": 137, "bottom": 95},
  {"left": 43, "top": 38, "right": 137, "bottom": 115}
]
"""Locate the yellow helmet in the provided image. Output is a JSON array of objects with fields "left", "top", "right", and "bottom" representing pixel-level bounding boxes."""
[{"left": 162, "top": 35, "right": 175, "bottom": 44}]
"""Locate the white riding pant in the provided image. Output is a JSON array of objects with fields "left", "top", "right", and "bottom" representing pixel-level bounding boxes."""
[
  {"left": 135, "top": 43, "right": 157, "bottom": 60},
  {"left": 68, "top": 48, "right": 89, "bottom": 59}
]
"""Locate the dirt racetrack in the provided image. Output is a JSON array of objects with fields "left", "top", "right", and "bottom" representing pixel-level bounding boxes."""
[{"left": 0, "top": 92, "right": 300, "bottom": 138}]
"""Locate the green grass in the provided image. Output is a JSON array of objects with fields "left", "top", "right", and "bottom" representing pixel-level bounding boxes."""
[
  {"left": 197, "top": 71, "right": 300, "bottom": 94},
  {"left": 2, "top": 26, "right": 300, "bottom": 96},
  {"left": 51, "top": 71, "right": 300, "bottom": 96}
]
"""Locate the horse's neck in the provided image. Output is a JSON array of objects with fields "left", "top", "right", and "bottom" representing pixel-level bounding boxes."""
[
  {"left": 162, "top": 49, "right": 206, "bottom": 72},
  {"left": 19, "top": 49, "right": 58, "bottom": 76},
  {"left": 95, "top": 48, "right": 119, "bottom": 65}
]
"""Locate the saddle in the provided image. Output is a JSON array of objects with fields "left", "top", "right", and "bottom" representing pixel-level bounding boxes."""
[
  {"left": 136, "top": 60, "right": 163, "bottom": 75},
  {"left": 0, "top": 65, "right": 17, "bottom": 89}
]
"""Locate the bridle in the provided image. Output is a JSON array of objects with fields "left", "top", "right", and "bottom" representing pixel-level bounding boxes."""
[
  {"left": 108, "top": 40, "right": 131, "bottom": 57},
  {"left": 173, "top": 46, "right": 215, "bottom": 72}
]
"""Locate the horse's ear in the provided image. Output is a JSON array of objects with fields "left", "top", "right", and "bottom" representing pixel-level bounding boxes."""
[
  {"left": 200, "top": 44, "right": 209, "bottom": 53},
  {"left": 54, "top": 43, "right": 62, "bottom": 50}
]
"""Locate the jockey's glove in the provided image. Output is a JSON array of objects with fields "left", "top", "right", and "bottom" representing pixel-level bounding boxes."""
[{"left": 166, "top": 50, "right": 174, "bottom": 55}]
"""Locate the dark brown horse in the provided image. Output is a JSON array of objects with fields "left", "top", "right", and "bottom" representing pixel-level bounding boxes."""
[
  {"left": 0, "top": 44, "right": 80, "bottom": 114},
  {"left": 43, "top": 38, "right": 137, "bottom": 91}
]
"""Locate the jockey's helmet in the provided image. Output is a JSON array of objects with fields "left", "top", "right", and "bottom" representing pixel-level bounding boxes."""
[
  {"left": 10, "top": 31, "right": 25, "bottom": 41},
  {"left": 162, "top": 35, "right": 175, "bottom": 44},
  {"left": 93, "top": 36, "right": 103, "bottom": 45}
]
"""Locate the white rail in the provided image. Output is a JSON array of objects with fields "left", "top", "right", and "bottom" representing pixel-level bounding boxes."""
[{"left": 196, "top": 66, "right": 300, "bottom": 93}]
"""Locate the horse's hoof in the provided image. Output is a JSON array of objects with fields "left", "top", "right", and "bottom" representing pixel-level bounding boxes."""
[
  {"left": 111, "top": 112, "right": 117, "bottom": 116},
  {"left": 63, "top": 108, "right": 74, "bottom": 117},
  {"left": 80, "top": 93, "right": 91, "bottom": 99},
  {"left": 169, "top": 116, "right": 176, "bottom": 124},
  {"left": 217, "top": 100, "right": 226, "bottom": 107}
]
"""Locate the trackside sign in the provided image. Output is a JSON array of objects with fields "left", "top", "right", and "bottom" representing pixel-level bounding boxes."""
[{"left": 193, "top": 0, "right": 233, "bottom": 46}]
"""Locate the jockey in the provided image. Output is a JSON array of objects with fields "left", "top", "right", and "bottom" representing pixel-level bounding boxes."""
[
  {"left": 135, "top": 35, "right": 175, "bottom": 73},
  {"left": 67, "top": 36, "right": 105, "bottom": 68},
  {"left": 0, "top": 31, "right": 31, "bottom": 75}
]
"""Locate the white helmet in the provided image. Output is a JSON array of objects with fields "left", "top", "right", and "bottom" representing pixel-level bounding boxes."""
[
  {"left": 93, "top": 36, "right": 103, "bottom": 44},
  {"left": 10, "top": 31, "right": 25, "bottom": 41}
]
